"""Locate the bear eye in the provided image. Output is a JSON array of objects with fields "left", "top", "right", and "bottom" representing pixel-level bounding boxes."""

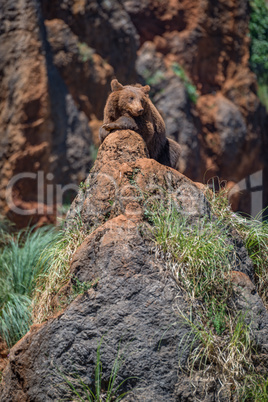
[{"left": 130, "top": 96, "right": 134, "bottom": 101}]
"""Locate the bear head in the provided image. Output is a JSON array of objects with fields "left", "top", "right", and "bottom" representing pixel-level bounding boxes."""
[{"left": 111, "top": 79, "right": 150, "bottom": 117}]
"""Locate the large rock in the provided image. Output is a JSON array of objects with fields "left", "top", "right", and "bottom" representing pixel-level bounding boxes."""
[
  {"left": 65, "top": 130, "right": 209, "bottom": 232},
  {"left": 0, "top": 214, "right": 195, "bottom": 402},
  {"left": 45, "top": 18, "right": 114, "bottom": 122},
  {"left": 41, "top": 0, "right": 139, "bottom": 83},
  {"left": 1, "top": 131, "right": 267, "bottom": 401}
]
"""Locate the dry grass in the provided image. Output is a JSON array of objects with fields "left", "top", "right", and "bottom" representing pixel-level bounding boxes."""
[
  {"left": 32, "top": 218, "right": 87, "bottom": 323},
  {"left": 145, "top": 186, "right": 268, "bottom": 400}
]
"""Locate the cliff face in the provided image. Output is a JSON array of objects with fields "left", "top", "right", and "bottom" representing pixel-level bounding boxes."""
[
  {"left": 0, "top": 0, "right": 96, "bottom": 227},
  {"left": 128, "top": 0, "right": 265, "bottom": 182},
  {"left": 0, "top": 0, "right": 266, "bottom": 225}
]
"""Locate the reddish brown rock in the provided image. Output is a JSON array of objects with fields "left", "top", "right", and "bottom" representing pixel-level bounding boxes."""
[
  {"left": 0, "top": 338, "right": 8, "bottom": 375},
  {"left": 66, "top": 130, "right": 210, "bottom": 233},
  {"left": 41, "top": 0, "right": 139, "bottom": 82},
  {"left": 0, "top": 0, "right": 266, "bottom": 226},
  {"left": 44, "top": 18, "right": 114, "bottom": 122},
  {"left": 131, "top": 0, "right": 265, "bottom": 185},
  {"left": 0, "top": 0, "right": 94, "bottom": 227}
]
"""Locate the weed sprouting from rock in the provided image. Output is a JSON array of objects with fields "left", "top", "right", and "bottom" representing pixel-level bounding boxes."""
[{"left": 59, "top": 338, "right": 136, "bottom": 401}]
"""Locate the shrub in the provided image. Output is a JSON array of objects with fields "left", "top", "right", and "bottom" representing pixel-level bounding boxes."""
[
  {"left": 249, "top": 0, "right": 268, "bottom": 110},
  {"left": 249, "top": 0, "right": 268, "bottom": 85}
]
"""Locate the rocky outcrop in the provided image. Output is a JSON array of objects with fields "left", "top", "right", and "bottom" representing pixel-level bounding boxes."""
[
  {"left": 1, "top": 131, "right": 267, "bottom": 401},
  {"left": 65, "top": 130, "right": 210, "bottom": 232}
]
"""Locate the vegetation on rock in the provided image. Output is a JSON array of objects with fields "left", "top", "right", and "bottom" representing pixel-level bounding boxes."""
[
  {"left": 0, "top": 224, "right": 57, "bottom": 347},
  {"left": 250, "top": 0, "right": 268, "bottom": 110},
  {"left": 0, "top": 217, "right": 91, "bottom": 348},
  {"left": 32, "top": 218, "right": 90, "bottom": 324},
  {"left": 145, "top": 188, "right": 268, "bottom": 400},
  {"left": 60, "top": 338, "right": 134, "bottom": 401},
  {"left": 171, "top": 63, "right": 199, "bottom": 104}
]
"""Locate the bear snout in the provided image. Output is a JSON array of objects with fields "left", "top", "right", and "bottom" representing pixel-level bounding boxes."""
[
  {"left": 128, "top": 107, "right": 144, "bottom": 117},
  {"left": 133, "top": 106, "right": 144, "bottom": 116}
]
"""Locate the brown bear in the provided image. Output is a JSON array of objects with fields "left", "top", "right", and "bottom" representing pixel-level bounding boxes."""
[{"left": 99, "top": 79, "right": 181, "bottom": 169}]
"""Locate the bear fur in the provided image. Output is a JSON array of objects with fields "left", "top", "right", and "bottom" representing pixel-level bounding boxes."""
[{"left": 99, "top": 79, "right": 181, "bottom": 169}]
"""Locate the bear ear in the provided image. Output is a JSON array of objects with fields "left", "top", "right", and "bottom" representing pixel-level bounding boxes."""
[
  {"left": 111, "top": 79, "right": 123, "bottom": 91},
  {"left": 142, "top": 85, "right": 150, "bottom": 94}
]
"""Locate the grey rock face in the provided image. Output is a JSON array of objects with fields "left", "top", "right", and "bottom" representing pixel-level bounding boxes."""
[
  {"left": 42, "top": 0, "right": 139, "bottom": 82},
  {"left": 136, "top": 42, "right": 201, "bottom": 181},
  {"left": 215, "top": 96, "right": 247, "bottom": 178},
  {"left": 154, "top": 78, "right": 200, "bottom": 181},
  {"left": 47, "top": 69, "right": 93, "bottom": 184}
]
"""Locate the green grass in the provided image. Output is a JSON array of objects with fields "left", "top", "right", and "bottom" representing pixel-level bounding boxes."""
[
  {"left": 171, "top": 63, "right": 199, "bottom": 103},
  {"left": 242, "top": 374, "right": 268, "bottom": 401},
  {"left": 60, "top": 339, "right": 135, "bottom": 401},
  {"left": 179, "top": 311, "right": 256, "bottom": 397},
  {"left": 0, "top": 217, "right": 14, "bottom": 248},
  {"left": 145, "top": 199, "right": 235, "bottom": 335},
  {"left": 257, "top": 83, "right": 268, "bottom": 111},
  {"left": 145, "top": 187, "right": 268, "bottom": 399},
  {"left": 206, "top": 187, "right": 268, "bottom": 309},
  {"left": 0, "top": 226, "right": 57, "bottom": 347},
  {"left": 0, "top": 215, "right": 90, "bottom": 348}
]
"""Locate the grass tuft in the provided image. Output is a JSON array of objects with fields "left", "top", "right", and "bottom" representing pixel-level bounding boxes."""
[
  {"left": 206, "top": 186, "right": 268, "bottom": 308},
  {"left": 145, "top": 187, "right": 268, "bottom": 398},
  {"left": 146, "top": 200, "right": 235, "bottom": 334},
  {"left": 0, "top": 226, "right": 57, "bottom": 347},
  {"left": 59, "top": 338, "right": 135, "bottom": 401}
]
